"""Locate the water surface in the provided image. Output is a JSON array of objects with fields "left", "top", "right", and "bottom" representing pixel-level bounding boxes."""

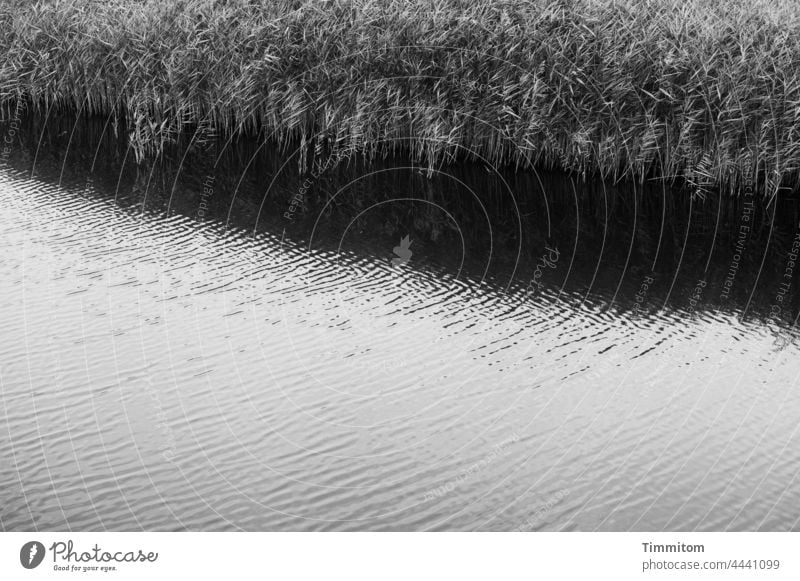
[{"left": 2, "top": 118, "right": 800, "bottom": 531}]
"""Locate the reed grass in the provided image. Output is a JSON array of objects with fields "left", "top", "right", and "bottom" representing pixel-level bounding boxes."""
[{"left": 2, "top": 0, "right": 799, "bottom": 195}]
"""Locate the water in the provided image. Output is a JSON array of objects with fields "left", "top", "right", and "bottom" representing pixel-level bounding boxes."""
[{"left": 2, "top": 117, "right": 800, "bottom": 531}]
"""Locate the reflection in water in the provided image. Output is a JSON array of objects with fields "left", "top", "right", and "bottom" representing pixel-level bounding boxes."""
[{"left": 1, "top": 116, "right": 800, "bottom": 531}]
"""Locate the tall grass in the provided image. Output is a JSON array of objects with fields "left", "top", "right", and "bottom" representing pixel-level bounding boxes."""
[{"left": 1, "top": 0, "right": 799, "bottom": 195}]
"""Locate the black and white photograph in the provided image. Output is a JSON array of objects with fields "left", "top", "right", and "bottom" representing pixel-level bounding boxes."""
[{"left": 1, "top": 0, "right": 799, "bottom": 578}]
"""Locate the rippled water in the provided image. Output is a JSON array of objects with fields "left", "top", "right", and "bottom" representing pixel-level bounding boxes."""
[{"left": 2, "top": 118, "right": 800, "bottom": 531}]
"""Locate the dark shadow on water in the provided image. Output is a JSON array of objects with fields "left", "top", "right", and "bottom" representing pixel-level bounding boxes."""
[{"left": 4, "top": 113, "right": 800, "bottom": 346}]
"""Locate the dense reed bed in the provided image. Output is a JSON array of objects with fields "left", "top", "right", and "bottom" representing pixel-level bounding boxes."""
[{"left": 1, "top": 0, "right": 800, "bottom": 195}]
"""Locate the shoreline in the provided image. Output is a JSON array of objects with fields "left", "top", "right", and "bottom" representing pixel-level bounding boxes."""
[{"left": 1, "top": 0, "right": 799, "bottom": 195}]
